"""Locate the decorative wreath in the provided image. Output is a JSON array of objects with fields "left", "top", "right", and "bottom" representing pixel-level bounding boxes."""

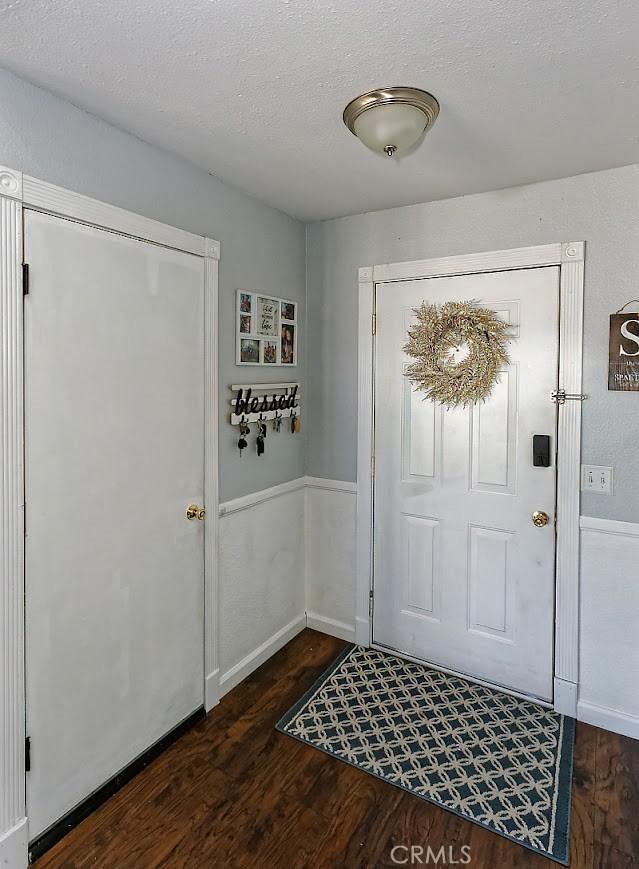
[{"left": 404, "top": 300, "right": 511, "bottom": 407}]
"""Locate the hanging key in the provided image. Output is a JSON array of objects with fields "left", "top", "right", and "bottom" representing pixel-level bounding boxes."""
[
  {"left": 238, "top": 418, "right": 248, "bottom": 456},
  {"left": 256, "top": 419, "right": 267, "bottom": 456}
]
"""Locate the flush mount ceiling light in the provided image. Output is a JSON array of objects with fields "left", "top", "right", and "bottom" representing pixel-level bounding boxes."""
[{"left": 343, "top": 86, "right": 439, "bottom": 157}]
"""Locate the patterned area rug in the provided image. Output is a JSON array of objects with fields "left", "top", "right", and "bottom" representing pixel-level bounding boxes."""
[{"left": 277, "top": 645, "right": 574, "bottom": 864}]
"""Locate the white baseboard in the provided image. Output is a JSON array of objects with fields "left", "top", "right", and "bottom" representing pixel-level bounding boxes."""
[
  {"left": 578, "top": 700, "right": 639, "bottom": 740},
  {"left": 204, "top": 669, "right": 220, "bottom": 711},
  {"left": 0, "top": 817, "right": 28, "bottom": 869},
  {"left": 306, "top": 611, "right": 356, "bottom": 642},
  {"left": 219, "top": 615, "right": 306, "bottom": 697}
]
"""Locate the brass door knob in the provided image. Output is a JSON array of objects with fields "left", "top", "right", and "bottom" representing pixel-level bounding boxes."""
[
  {"left": 186, "top": 504, "right": 206, "bottom": 521},
  {"left": 532, "top": 510, "right": 550, "bottom": 527}
]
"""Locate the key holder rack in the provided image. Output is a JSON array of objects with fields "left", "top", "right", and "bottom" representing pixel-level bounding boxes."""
[{"left": 229, "top": 382, "right": 301, "bottom": 426}]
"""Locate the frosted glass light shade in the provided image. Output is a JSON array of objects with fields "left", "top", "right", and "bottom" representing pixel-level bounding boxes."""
[
  {"left": 353, "top": 103, "right": 427, "bottom": 155},
  {"left": 343, "top": 87, "right": 440, "bottom": 157}
]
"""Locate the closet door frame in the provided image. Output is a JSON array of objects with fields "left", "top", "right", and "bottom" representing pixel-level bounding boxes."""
[{"left": 0, "top": 163, "right": 220, "bottom": 867}]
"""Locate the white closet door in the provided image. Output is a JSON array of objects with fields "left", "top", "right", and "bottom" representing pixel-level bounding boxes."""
[
  {"left": 24, "top": 210, "right": 205, "bottom": 838},
  {"left": 373, "top": 267, "right": 559, "bottom": 701}
]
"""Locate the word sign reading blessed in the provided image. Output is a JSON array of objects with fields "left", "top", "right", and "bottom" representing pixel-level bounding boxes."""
[{"left": 234, "top": 385, "right": 299, "bottom": 415}]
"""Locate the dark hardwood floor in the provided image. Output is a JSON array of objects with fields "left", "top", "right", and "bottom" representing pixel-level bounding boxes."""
[{"left": 35, "top": 629, "right": 638, "bottom": 868}]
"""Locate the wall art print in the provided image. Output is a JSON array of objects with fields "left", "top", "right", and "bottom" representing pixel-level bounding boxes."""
[{"left": 236, "top": 290, "right": 297, "bottom": 366}]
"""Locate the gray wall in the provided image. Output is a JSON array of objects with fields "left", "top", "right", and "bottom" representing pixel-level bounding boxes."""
[
  {"left": 4, "top": 66, "right": 638, "bottom": 519},
  {"left": 0, "top": 68, "right": 306, "bottom": 502},
  {"left": 306, "top": 164, "right": 639, "bottom": 522}
]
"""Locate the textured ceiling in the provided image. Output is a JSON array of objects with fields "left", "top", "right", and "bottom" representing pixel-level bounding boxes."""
[{"left": 0, "top": 0, "right": 638, "bottom": 221}]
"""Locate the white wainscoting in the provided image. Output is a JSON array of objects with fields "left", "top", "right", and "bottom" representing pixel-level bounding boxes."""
[
  {"left": 218, "top": 479, "right": 306, "bottom": 696},
  {"left": 578, "top": 516, "right": 639, "bottom": 740},
  {"left": 216, "top": 476, "right": 357, "bottom": 697},
  {"left": 305, "top": 478, "right": 358, "bottom": 642},
  {"left": 217, "top": 479, "right": 639, "bottom": 741}
]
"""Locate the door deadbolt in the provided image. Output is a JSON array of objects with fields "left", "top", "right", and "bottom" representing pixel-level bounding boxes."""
[
  {"left": 532, "top": 510, "right": 550, "bottom": 527},
  {"left": 186, "top": 504, "right": 206, "bottom": 521}
]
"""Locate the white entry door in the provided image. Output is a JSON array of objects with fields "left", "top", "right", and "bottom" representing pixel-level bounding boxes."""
[
  {"left": 24, "top": 210, "right": 206, "bottom": 838},
  {"left": 373, "top": 267, "right": 559, "bottom": 701}
]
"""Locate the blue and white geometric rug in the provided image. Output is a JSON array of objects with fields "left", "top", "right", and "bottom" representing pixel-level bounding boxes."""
[{"left": 277, "top": 645, "right": 574, "bottom": 864}]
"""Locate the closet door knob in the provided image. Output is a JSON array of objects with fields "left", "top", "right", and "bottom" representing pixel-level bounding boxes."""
[
  {"left": 186, "top": 504, "right": 206, "bottom": 521},
  {"left": 532, "top": 510, "right": 549, "bottom": 527}
]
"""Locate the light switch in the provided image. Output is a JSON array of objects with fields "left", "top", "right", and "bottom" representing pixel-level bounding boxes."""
[{"left": 581, "top": 465, "right": 613, "bottom": 495}]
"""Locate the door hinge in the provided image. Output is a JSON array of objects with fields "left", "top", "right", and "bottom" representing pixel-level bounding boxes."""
[
  {"left": 371, "top": 454, "right": 375, "bottom": 477},
  {"left": 551, "top": 389, "right": 588, "bottom": 405},
  {"left": 22, "top": 263, "right": 29, "bottom": 296},
  {"left": 369, "top": 589, "right": 374, "bottom": 617},
  {"left": 25, "top": 736, "right": 31, "bottom": 772},
  {"left": 372, "top": 313, "right": 376, "bottom": 335}
]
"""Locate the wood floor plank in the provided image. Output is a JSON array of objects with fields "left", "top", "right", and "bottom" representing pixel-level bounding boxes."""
[
  {"left": 593, "top": 843, "right": 636, "bottom": 869},
  {"left": 376, "top": 802, "right": 475, "bottom": 869},
  {"left": 594, "top": 726, "right": 639, "bottom": 861},
  {"left": 33, "top": 629, "right": 638, "bottom": 869},
  {"left": 304, "top": 769, "right": 405, "bottom": 868},
  {"left": 569, "top": 720, "right": 598, "bottom": 869}
]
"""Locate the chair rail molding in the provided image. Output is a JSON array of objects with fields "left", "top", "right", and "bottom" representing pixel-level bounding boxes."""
[
  {"left": 579, "top": 515, "right": 639, "bottom": 536},
  {"left": 219, "top": 477, "right": 307, "bottom": 516},
  {"left": 357, "top": 242, "right": 585, "bottom": 717}
]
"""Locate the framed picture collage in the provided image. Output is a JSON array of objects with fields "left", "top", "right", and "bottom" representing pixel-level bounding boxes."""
[{"left": 236, "top": 290, "right": 297, "bottom": 366}]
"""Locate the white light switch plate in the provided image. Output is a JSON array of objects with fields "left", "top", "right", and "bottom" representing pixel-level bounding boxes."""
[{"left": 581, "top": 465, "right": 613, "bottom": 495}]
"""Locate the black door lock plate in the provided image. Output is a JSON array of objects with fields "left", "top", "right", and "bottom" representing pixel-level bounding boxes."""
[{"left": 533, "top": 434, "right": 551, "bottom": 468}]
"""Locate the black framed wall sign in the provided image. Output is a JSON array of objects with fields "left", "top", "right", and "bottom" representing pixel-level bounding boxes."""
[{"left": 609, "top": 310, "right": 639, "bottom": 391}]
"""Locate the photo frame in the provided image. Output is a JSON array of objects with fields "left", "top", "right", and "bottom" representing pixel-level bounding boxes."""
[{"left": 236, "top": 290, "right": 298, "bottom": 366}]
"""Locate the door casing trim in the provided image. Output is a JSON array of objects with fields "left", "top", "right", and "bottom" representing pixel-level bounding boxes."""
[
  {"left": 356, "top": 242, "right": 585, "bottom": 716},
  {"left": 0, "top": 164, "right": 220, "bottom": 863}
]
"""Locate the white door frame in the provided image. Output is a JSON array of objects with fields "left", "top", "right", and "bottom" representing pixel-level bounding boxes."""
[
  {"left": 0, "top": 164, "right": 220, "bottom": 866},
  {"left": 356, "top": 242, "right": 585, "bottom": 718}
]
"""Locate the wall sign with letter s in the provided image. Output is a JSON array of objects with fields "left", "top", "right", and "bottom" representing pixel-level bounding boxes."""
[{"left": 609, "top": 310, "right": 639, "bottom": 391}]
